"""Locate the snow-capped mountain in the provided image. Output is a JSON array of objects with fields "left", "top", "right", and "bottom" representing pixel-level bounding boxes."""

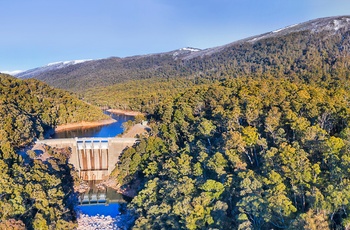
[
  {"left": 183, "top": 15, "right": 350, "bottom": 60},
  {"left": 13, "top": 15, "right": 350, "bottom": 92},
  {"left": 16, "top": 59, "right": 92, "bottom": 79}
]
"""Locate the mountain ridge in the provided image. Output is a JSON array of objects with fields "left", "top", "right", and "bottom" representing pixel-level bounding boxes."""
[
  {"left": 15, "top": 15, "right": 350, "bottom": 92},
  {"left": 15, "top": 47, "right": 201, "bottom": 79},
  {"left": 183, "top": 15, "right": 350, "bottom": 60}
]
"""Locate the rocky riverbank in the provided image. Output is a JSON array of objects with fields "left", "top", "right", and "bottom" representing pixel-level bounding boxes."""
[
  {"left": 77, "top": 206, "right": 135, "bottom": 230},
  {"left": 55, "top": 119, "right": 116, "bottom": 132},
  {"left": 77, "top": 214, "right": 118, "bottom": 230}
]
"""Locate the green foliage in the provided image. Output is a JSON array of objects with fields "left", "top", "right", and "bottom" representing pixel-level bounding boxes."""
[
  {"left": 0, "top": 145, "right": 78, "bottom": 229},
  {"left": 114, "top": 76, "right": 350, "bottom": 229},
  {"left": 0, "top": 74, "right": 86, "bottom": 229},
  {"left": 0, "top": 74, "right": 107, "bottom": 147},
  {"left": 82, "top": 77, "right": 199, "bottom": 113}
]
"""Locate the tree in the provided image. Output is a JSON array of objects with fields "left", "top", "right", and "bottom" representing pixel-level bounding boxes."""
[{"left": 264, "top": 170, "right": 296, "bottom": 228}]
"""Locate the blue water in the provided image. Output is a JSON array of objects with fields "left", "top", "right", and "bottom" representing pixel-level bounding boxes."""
[
  {"left": 78, "top": 204, "right": 120, "bottom": 216},
  {"left": 53, "top": 111, "right": 134, "bottom": 138}
]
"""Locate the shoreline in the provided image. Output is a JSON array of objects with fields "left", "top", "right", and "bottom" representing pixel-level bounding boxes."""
[
  {"left": 55, "top": 119, "right": 116, "bottom": 132},
  {"left": 106, "top": 109, "right": 143, "bottom": 116}
]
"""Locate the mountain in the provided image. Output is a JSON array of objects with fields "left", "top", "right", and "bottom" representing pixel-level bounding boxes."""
[
  {"left": 183, "top": 15, "right": 350, "bottom": 60},
  {"left": 15, "top": 48, "right": 201, "bottom": 91},
  {"left": 16, "top": 15, "right": 350, "bottom": 92}
]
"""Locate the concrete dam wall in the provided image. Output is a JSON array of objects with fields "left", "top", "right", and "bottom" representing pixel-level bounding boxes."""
[{"left": 36, "top": 137, "right": 138, "bottom": 180}]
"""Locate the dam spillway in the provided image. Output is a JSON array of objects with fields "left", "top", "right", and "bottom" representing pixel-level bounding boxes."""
[{"left": 36, "top": 137, "right": 139, "bottom": 180}]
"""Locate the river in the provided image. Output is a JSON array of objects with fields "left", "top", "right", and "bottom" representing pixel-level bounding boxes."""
[{"left": 53, "top": 111, "right": 134, "bottom": 219}]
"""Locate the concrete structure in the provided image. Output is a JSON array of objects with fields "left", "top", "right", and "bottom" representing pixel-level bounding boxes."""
[{"left": 36, "top": 137, "right": 138, "bottom": 180}]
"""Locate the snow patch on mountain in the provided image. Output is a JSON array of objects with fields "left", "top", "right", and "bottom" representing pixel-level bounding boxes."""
[
  {"left": 1, "top": 70, "right": 23, "bottom": 75},
  {"left": 333, "top": 19, "right": 341, "bottom": 31},
  {"left": 172, "top": 47, "right": 202, "bottom": 59},
  {"left": 310, "top": 16, "right": 350, "bottom": 33},
  {"left": 180, "top": 47, "right": 201, "bottom": 52},
  {"left": 47, "top": 59, "right": 91, "bottom": 67},
  {"left": 247, "top": 23, "right": 301, "bottom": 42},
  {"left": 273, "top": 23, "right": 299, "bottom": 33},
  {"left": 16, "top": 59, "right": 92, "bottom": 79}
]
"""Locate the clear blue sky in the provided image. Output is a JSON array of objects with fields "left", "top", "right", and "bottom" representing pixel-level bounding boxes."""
[{"left": 1, "top": 0, "right": 349, "bottom": 73}]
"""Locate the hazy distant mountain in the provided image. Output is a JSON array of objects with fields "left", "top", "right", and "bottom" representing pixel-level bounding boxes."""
[{"left": 17, "top": 15, "right": 350, "bottom": 92}]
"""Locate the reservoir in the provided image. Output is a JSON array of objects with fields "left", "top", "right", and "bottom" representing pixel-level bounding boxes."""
[{"left": 52, "top": 111, "right": 134, "bottom": 138}]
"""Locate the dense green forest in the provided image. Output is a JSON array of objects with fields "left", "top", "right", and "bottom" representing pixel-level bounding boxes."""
[
  {"left": 0, "top": 145, "right": 79, "bottom": 229},
  {"left": 113, "top": 76, "right": 350, "bottom": 229},
  {"left": 81, "top": 77, "right": 210, "bottom": 114},
  {"left": 0, "top": 74, "right": 107, "bottom": 229}
]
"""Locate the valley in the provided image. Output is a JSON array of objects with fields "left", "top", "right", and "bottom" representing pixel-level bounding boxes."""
[{"left": 1, "top": 15, "right": 350, "bottom": 229}]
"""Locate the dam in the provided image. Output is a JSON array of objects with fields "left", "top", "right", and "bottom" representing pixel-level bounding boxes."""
[{"left": 36, "top": 137, "right": 139, "bottom": 181}]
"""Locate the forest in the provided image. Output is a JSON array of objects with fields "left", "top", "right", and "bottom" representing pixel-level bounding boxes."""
[
  {"left": 112, "top": 75, "right": 350, "bottom": 229},
  {"left": 0, "top": 74, "right": 107, "bottom": 229},
  {"left": 2, "top": 16, "right": 350, "bottom": 229}
]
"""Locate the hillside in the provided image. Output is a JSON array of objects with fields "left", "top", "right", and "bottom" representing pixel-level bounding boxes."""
[
  {"left": 16, "top": 15, "right": 350, "bottom": 93},
  {"left": 0, "top": 74, "right": 111, "bottom": 229},
  {"left": 114, "top": 76, "right": 350, "bottom": 229},
  {"left": 0, "top": 74, "right": 108, "bottom": 147},
  {"left": 82, "top": 17, "right": 350, "bottom": 113}
]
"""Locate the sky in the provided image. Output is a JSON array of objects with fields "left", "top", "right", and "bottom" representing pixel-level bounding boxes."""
[{"left": 1, "top": 0, "right": 350, "bottom": 73}]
